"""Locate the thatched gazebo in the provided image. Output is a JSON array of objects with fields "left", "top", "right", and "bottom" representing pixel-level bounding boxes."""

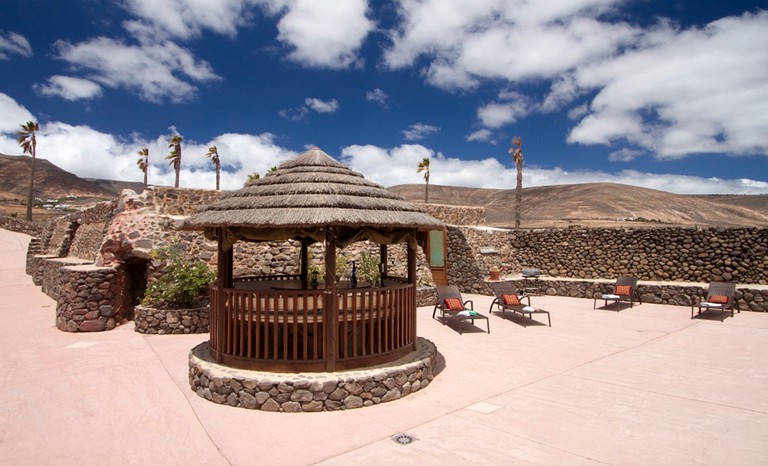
[{"left": 182, "top": 147, "right": 443, "bottom": 373}]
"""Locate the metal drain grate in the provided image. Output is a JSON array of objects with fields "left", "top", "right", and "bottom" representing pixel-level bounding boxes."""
[{"left": 391, "top": 433, "right": 417, "bottom": 445}]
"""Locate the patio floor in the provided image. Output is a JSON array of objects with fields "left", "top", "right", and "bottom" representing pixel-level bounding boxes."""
[{"left": 1, "top": 228, "right": 767, "bottom": 465}]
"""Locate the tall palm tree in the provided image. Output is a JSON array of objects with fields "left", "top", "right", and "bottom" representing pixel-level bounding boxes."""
[
  {"left": 206, "top": 145, "right": 221, "bottom": 190},
  {"left": 17, "top": 121, "right": 39, "bottom": 221},
  {"left": 136, "top": 147, "right": 149, "bottom": 189},
  {"left": 166, "top": 134, "right": 182, "bottom": 188},
  {"left": 508, "top": 136, "right": 524, "bottom": 228},
  {"left": 416, "top": 157, "right": 430, "bottom": 203}
]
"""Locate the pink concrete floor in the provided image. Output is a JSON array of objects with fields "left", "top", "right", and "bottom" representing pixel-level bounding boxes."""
[{"left": 2, "top": 228, "right": 767, "bottom": 465}]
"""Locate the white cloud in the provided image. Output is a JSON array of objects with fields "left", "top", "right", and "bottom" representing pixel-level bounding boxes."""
[
  {"left": 0, "top": 93, "right": 35, "bottom": 134},
  {"left": 466, "top": 129, "right": 492, "bottom": 142},
  {"left": 34, "top": 76, "right": 103, "bottom": 101},
  {"left": 384, "top": 0, "right": 637, "bottom": 89},
  {"left": 304, "top": 97, "right": 339, "bottom": 113},
  {"left": 403, "top": 123, "right": 439, "bottom": 141},
  {"left": 52, "top": 37, "right": 221, "bottom": 103},
  {"left": 568, "top": 11, "right": 768, "bottom": 159},
  {"left": 0, "top": 31, "right": 32, "bottom": 60},
  {"left": 366, "top": 88, "right": 389, "bottom": 107},
  {"left": 120, "top": 0, "right": 256, "bottom": 41},
  {"left": 340, "top": 143, "right": 768, "bottom": 195},
  {"left": 609, "top": 148, "right": 643, "bottom": 162},
  {"left": 261, "top": 0, "right": 374, "bottom": 69}
]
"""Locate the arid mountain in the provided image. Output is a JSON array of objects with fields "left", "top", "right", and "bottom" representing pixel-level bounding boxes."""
[
  {"left": 2, "top": 153, "right": 767, "bottom": 227},
  {"left": 0, "top": 154, "right": 143, "bottom": 201},
  {"left": 389, "top": 183, "right": 768, "bottom": 228}
]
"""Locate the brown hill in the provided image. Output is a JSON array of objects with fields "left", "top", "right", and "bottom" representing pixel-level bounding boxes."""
[
  {"left": 0, "top": 154, "right": 119, "bottom": 200},
  {"left": 389, "top": 183, "right": 768, "bottom": 228}
]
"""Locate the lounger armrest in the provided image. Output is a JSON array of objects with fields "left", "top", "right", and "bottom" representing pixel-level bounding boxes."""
[
  {"left": 523, "top": 295, "right": 532, "bottom": 306},
  {"left": 463, "top": 299, "right": 474, "bottom": 310}
]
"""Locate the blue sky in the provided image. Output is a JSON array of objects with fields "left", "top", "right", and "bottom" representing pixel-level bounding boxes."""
[{"left": 1, "top": 0, "right": 767, "bottom": 194}]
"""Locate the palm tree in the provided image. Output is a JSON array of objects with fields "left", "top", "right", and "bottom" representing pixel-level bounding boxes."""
[
  {"left": 166, "top": 134, "right": 182, "bottom": 188},
  {"left": 508, "top": 136, "right": 523, "bottom": 228},
  {"left": 17, "top": 121, "right": 39, "bottom": 221},
  {"left": 416, "top": 157, "right": 430, "bottom": 203},
  {"left": 206, "top": 145, "right": 221, "bottom": 190},
  {"left": 136, "top": 147, "right": 149, "bottom": 189}
]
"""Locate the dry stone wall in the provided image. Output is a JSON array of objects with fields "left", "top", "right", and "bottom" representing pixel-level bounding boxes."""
[
  {"left": 68, "top": 201, "right": 117, "bottom": 261},
  {"left": 508, "top": 227, "right": 767, "bottom": 284},
  {"left": 0, "top": 215, "right": 46, "bottom": 237},
  {"left": 56, "top": 265, "right": 120, "bottom": 332},
  {"left": 188, "top": 337, "right": 436, "bottom": 412},
  {"left": 422, "top": 204, "right": 484, "bottom": 226},
  {"left": 134, "top": 305, "right": 209, "bottom": 334}
]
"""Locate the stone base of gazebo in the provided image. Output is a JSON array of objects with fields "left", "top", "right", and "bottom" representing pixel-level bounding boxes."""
[{"left": 188, "top": 337, "right": 437, "bottom": 412}]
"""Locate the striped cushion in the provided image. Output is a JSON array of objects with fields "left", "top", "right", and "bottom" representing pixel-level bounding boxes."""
[{"left": 444, "top": 298, "right": 464, "bottom": 310}]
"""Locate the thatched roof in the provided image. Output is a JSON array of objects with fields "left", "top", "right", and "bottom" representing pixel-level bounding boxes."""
[{"left": 182, "top": 147, "right": 443, "bottom": 247}]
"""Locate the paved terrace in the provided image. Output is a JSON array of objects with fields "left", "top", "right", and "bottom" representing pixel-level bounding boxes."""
[{"left": 1, "top": 228, "right": 767, "bottom": 465}]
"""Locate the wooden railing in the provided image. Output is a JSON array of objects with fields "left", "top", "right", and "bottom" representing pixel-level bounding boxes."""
[{"left": 209, "top": 283, "right": 416, "bottom": 372}]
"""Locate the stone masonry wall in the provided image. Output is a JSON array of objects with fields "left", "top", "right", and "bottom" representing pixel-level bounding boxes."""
[
  {"left": 56, "top": 265, "right": 120, "bottom": 332},
  {"left": 141, "top": 186, "right": 222, "bottom": 216},
  {"left": 68, "top": 200, "right": 117, "bottom": 261},
  {"left": 509, "top": 227, "right": 767, "bottom": 284},
  {"left": 0, "top": 215, "right": 46, "bottom": 238},
  {"left": 422, "top": 204, "right": 485, "bottom": 226},
  {"left": 446, "top": 225, "right": 768, "bottom": 311},
  {"left": 188, "top": 337, "right": 437, "bottom": 412},
  {"left": 134, "top": 305, "right": 209, "bottom": 334}
]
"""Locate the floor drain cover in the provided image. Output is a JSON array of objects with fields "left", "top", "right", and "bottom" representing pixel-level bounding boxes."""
[{"left": 391, "top": 433, "right": 417, "bottom": 445}]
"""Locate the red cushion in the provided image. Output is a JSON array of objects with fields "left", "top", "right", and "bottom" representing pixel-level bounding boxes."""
[
  {"left": 615, "top": 285, "right": 631, "bottom": 296},
  {"left": 502, "top": 294, "right": 521, "bottom": 305},
  {"left": 709, "top": 295, "right": 729, "bottom": 304},
  {"left": 444, "top": 298, "right": 464, "bottom": 310}
]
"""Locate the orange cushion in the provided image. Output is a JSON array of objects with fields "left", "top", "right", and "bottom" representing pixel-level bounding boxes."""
[
  {"left": 615, "top": 285, "right": 631, "bottom": 296},
  {"left": 502, "top": 294, "right": 521, "bottom": 305},
  {"left": 444, "top": 298, "right": 464, "bottom": 310},
  {"left": 709, "top": 295, "right": 729, "bottom": 304}
]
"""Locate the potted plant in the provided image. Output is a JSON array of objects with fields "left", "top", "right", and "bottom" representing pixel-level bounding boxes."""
[
  {"left": 134, "top": 244, "right": 216, "bottom": 334},
  {"left": 490, "top": 265, "right": 501, "bottom": 281}
]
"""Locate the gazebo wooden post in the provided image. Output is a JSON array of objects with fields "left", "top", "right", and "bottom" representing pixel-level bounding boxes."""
[
  {"left": 379, "top": 244, "right": 388, "bottom": 283},
  {"left": 324, "top": 228, "right": 337, "bottom": 372},
  {"left": 407, "top": 229, "right": 418, "bottom": 350},
  {"left": 215, "top": 228, "right": 233, "bottom": 363},
  {"left": 300, "top": 238, "right": 309, "bottom": 289}
]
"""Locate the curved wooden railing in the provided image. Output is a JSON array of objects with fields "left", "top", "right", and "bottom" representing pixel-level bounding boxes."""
[{"left": 209, "top": 283, "right": 416, "bottom": 372}]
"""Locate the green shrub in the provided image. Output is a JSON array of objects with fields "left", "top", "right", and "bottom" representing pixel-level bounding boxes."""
[
  {"left": 141, "top": 245, "right": 216, "bottom": 309},
  {"left": 357, "top": 252, "right": 380, "bottom": 283}
]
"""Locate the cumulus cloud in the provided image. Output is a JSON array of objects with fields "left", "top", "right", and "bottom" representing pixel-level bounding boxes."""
[
  {"left": 366, "top": 88, "right": 389, "bottom": 107},
  {"left": 0, "top": 93, "right": 35, "bottom": 134},
  {"left": 0, "top": 30, "right": 32, "bottom": 60},
  {"left": 260, "top": 0, "right": 374, "bottom": 68},
  {"left": 34, "top": 75, "right": 103, "bottom": 101},
  {"left": 609, "top": 148, "right": 644, "bottom": 162},
  {"left": 568, "top": 11, "right": 768, "bottom": 159},
  {"left": 280, "top": 97, "right": 339, "bottom": 120},
  {"left": 121, "top": 0, "right": 254, "bottom": 41},
  {"left": 51, "top": 37, "right": 220, "bottom": 103},
  {"left": 384, "top": 0, "right": 637, "bottom": 89},
  {"left": 466, "top": 129, "right": 492, "bottom": 142},
  {"left": 340, "top": 142, "right": 768, "bottom": 194},
  {"left": 386, "top": 2, "right": 768, "bottom": 161},
  {"left": 304, "top": 97, "right": 339, "bottom": 113},
  {"left": 403, "top": 123, "right": 439, "bottom": 141}
]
